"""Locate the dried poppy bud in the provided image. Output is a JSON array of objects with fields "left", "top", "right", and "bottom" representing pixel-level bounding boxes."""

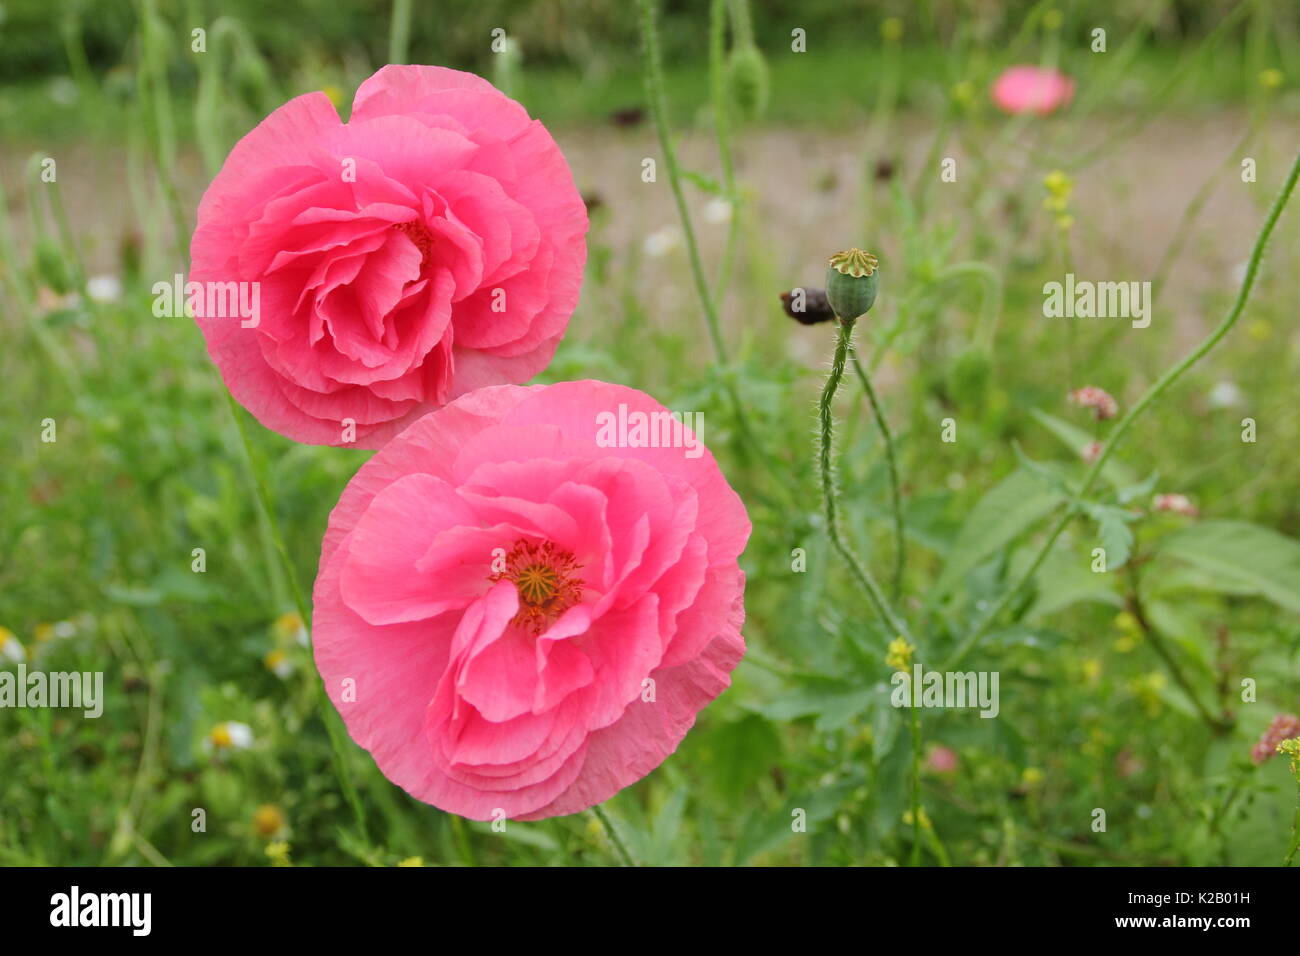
[
  {"left": 825, "top": 248, "right": 879, "bottom": 321},
  {"left": 779, "top": 287, "right": 834, "bottom": 325}
]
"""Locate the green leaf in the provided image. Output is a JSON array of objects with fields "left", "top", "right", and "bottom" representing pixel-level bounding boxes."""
[
  {"left": 1155, "top": 520, "right": 1300, "bottom": 613},
  {"left": 760, "top": 678, "right": 875, "bottom": 732},
  {"left": 1023, "top": 540, "right": 1123, "bottom": 618},
  {"left": 1030, "top": 408, "right": 1136, "bottom": 488},
  {"left": 1080, "top": 502, "right": 1137, "bottom": 570},
  {"left": 932, "top": 468, "right": 1063, "bottom": 600}
]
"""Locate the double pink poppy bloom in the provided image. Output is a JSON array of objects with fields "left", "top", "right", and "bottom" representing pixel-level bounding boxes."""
[
  {"left": 312, "top": 382, "right": 750, "bottom": 819},
  {"left": 191, "top": 66, "right": 588, "bottom": 447},
  {"left": 192, "top": 67, "right": 750, "bottom": 819}
]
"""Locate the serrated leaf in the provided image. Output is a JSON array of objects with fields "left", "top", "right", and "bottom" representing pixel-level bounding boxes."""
[
  {"left": 1081, "top": 502, "right": 1136, "bottom": 570},
  {"left": 932, "top": 468, "right": 1063, "bottom": 600},
  {"left": 1030, "top": 408, "right": 1136, "bottom": 488}
]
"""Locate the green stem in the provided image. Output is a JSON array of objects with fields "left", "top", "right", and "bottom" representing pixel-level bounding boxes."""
[
  {"left": 909, "top": 703, "right": 922, "bottom": 865},
  {"left": 708, "top": 0, "right": 740, "bottom": 310},
  {"left": 818, "top": 319, "right": 912, "bottom": 642},
  {"left": 944, "top": 150, "right": 1300, "bottom": 672},
  {"left": 637, "top": 0, "right": 796, "bottom": 505},
  {"left": 1286, "top": 772, "right": 1300, "bottom": 866},
  {"left": 592, "top": 805, "right": 637, "bottom": 867},
  {"left": 637, "top": 0, "right": 728, "bottom": 364},
  {"left": 1126, "top": 557, "right": 1229, "bottom": 733},
  {"left": 225, "top": 395, "right": 370, "bottom": 840},
  {"left": 848, "top": 351, "right": 905, "bottom": 599},
  {"left": 388, "top": 0, "right": 413, "bottom": 65}
]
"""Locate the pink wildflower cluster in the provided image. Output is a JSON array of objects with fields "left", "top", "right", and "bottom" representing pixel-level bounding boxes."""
[
  {"left": 1069, "top": 386, "right": 1118, "bottom": 420},
  {"left": 1251, "top": 713, "right": 1300, "bottom": 765}
]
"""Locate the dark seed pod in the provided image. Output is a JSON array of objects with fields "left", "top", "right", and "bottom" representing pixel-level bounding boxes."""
[
  {"left": 825, "top": 249, "right": 879, "bottom": 321},
  {"left": 608, "top": 107, "right": 645, "bottom": 128},
  {"left": 779, "top": 287, "right": 835, "bottom": 325}
]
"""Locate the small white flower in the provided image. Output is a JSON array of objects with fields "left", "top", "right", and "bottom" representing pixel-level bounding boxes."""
[
  {"left": 643, "top": 227, "right": 680, "bottom": 258},
  {"left": 0, "top": 627, "right": 25, "bottom": 664},
  {"left": 264, "top": 649, "right": 294, "bottom": 679},
  {"left": 86, "top": 275, "right": 123, "bottom": 303},
  {"left": 206, "top": 721, "right": 255, "bottom": 752},
  {"left": 702, "top": 198, "right": 732, "bottom": 224},
  {"left": 1207, "top": 381, "right": 1243, "bottom": 409}
]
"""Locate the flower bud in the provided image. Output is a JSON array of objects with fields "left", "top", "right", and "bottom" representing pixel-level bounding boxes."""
[
  {"left": 825, "top": 249, "right": 879, "bottom": 321},
  {"left": 726, "top": 45, "right": 769, "bottom": 121}
]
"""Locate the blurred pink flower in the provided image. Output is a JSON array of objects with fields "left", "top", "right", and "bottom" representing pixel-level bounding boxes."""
[
  {"left": 190, "top": 65, "right": 588, "bottom": 447},
  {"left": 1153, "top": 493, "right": 1198, "bottom": 517},
  {"left": 1251, "top": 713, "right": 1300, "bottom": 765},
  {"left": 927, "top": 745, "right": 959, "bottom": 774},
  {"left": 1069, "top": 385, "right": 1118, "bottom": 420},
  {"left": 992, "top": 66, "right": 1075, "bottom": 115},
  {"left": 312, "top": 381, "right": 751, "bottom": 819},
  {"left": 1080, "top": 440, "right": 1103, "bottom": 463}
]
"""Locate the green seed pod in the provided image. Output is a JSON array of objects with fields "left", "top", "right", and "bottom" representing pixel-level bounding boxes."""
[
  {"left": 726, "top": 44, "right": 769, "bottom": 121},
  {"left": 825, "top": 249, "right": 879, "bottom": 321}
]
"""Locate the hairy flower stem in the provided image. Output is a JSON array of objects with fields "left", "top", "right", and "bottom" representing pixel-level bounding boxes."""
[
  {"left": 944, "top": 150, "right": 1300, "bottom": 672},
  {"left": 592, "top": 805, "right": 638, "bottom": 867},
  {"left": 848, "top": 351, "right": 905, "bottom": 599},
  {"left": 818, "top": 319, "right": 912, "bottom": 642}
]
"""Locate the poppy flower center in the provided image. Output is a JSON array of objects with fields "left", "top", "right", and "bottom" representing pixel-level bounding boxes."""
[
  {"left": 393, "top": 220, "right": 433, "bottom": 272},
  {"left": 491, "top": 539, "right": 584, "bottom": 634}
]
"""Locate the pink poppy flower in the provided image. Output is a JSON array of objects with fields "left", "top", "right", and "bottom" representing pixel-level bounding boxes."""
[
  {"left": 190, "top": 66, "right": 588, "bottom": 447},
  {"left": 311, "top": 381, "right": 751, "bottom": 819},
  {"left": 991, "top": 66, "right": 1075, "bottom": 115}
]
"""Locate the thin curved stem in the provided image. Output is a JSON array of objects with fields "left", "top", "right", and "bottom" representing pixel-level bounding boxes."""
[
  {"left": 848, "top": 351, "right": 905, "bottom": 599},
  {"left": 225, "top": 395, "right": 370, "bottom": 840},
  {"left": 944, "top": 150, "right": 1300, "bottom": 672},
  {"left": 637, "top": 0, "right": 728, "bottom": 365},
  {"left": 818, "top": 319, "right": 912, "bottom": 642},
  {"left": 637, "top": 0, "right": 799, "bottom": 508},
  {"left": 591, "top": 805, "right": 637, "bottom": 867}
]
